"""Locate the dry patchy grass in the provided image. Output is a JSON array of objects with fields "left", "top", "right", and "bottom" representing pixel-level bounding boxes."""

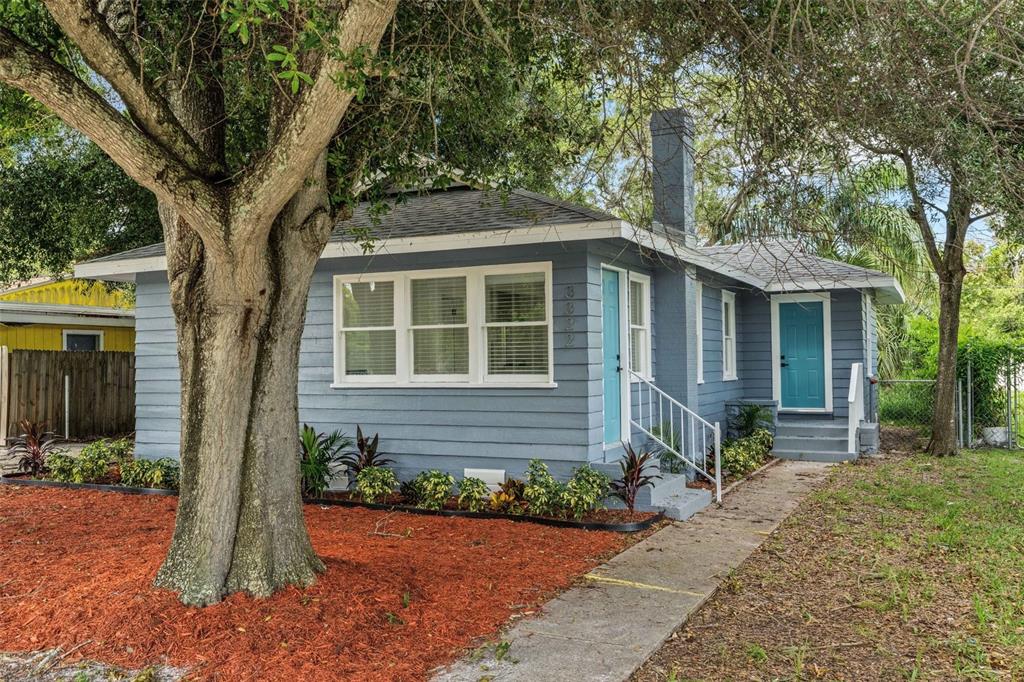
[{"left": 634, "top": 449, "right": 1024, "bottom": 681}]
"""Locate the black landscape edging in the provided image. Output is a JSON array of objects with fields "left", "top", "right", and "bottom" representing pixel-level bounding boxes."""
[
  {"left": 0, "top": 472, "right": 176, "bottom": 497},
  {"left": 308, "top": 495, "right": 664, "bottom": 532},
  {"left": 0, "top": 472, "right": 661, "bottom": 532}
]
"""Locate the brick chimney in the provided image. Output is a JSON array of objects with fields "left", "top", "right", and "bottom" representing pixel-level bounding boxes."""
[{"left": 650, "top": 108, "right": 695, "bottom": 242}]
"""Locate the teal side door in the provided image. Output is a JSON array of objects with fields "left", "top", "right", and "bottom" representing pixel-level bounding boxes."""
[
  {"left": 602, "top": 270, "right": 622, "bottom": 443},
  {"left": 779, "top": 301, "right": 826, "bottom": 409}
]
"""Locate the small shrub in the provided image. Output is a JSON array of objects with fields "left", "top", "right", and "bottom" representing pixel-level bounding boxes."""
[
  {"left": 10, "top": 419, "right": 62, "bottom": 477},
  {"left": 650, "top": 423, "right": 685, "bottom": 474},
  {"left": 340, "top": 425, "right": 394, "bottom": 477},
  {"left": 489, "top": 478, "right": 525, "bottom": 514},
  {"left": 80, "top": 438, "right": 134, "bottom": 465},
  {"left": 299, "top": 424, "right": 352, "bottom": 497},
  {"left": 457, "top": 477, "right": 490, "bottom": 512},
  {"left": 730, "top": 403, "right": 773, "bottom": 439},
  {"left": 560, "top": 465, "right": 611, "bottom": 520},
  {"left": 611, "top": 443, "right": 661, "bottom": 513},
  {"left": 721, "top": 428, "right": 774, "bottom": 477},
  {"left": 45, "top": 452, "right": 78, "bottom": 482},
  {"left": 356, "top": 466, "right": 397, "bottom": 504},
  {"left": 46, "top": 447, "right": 110, "bottom": 484},
  {"left": 120, "top": 458, "right": 180, "bottom": 490},
  {"left": 407, "top": 470, "right": 455, "bottom": 510},
  {"left": 522, "top": 459, "right": 566, "bottom": 517}
]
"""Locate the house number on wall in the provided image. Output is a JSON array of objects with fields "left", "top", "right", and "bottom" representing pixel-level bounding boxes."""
[{"left": 564, "top": 285, "right": 576, "bottom": 347}]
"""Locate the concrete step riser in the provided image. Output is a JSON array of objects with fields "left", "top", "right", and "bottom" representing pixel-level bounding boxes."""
[
  {"left": 776, "top": 425, "right": 849, "bottom": 438},
  {"left": 772, "top": 448, "right": 857, "bottom": 463},
  {"left": 773, "top": 436, "right": 849, "bottom": 453},
  {"left": 652, "top": 488, "right": 712, "bottom": 520}
]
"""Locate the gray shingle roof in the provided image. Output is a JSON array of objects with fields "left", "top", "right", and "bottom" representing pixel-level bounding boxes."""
[
  {"left": 697, "top": 240, "right": 894, "bottom": 290},
  {"left": 81, "top": 188, "right": 620, "bottom": 265}
]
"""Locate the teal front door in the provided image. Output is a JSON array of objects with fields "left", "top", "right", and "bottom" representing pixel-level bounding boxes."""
[
  {"left": 602, "top": 270, "right": 622, "bottom": 443},
  {"left": 779, "top": 301, "right": 826, "bottom": 409}
]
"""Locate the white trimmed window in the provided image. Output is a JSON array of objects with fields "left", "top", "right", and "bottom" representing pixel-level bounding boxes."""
[
  {"left": 695, "top": 280, "right": 704, "bottom": 384},
  {"left": 721, "top": 289, "right": 737, "bottom": 381},
  {"left": 628, "top": 273, "right": 652, "bottom": 379},
  {"left": 338, "top": 279, "right": 397, "bottom": 380},
  {"left": 334, "top": 263, "right": 553, "bottom": 386}
]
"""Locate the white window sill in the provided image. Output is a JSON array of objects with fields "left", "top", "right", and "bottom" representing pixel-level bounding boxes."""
[
  {"left": 330, "top": 382, "right": 558, "bottom": 390},
  {"left": 697, "top": 378, "right": 705, "bottom": 385},
  {"left": 629, "top": 374, "right": 655, "bottom": 383},
  {"left": 723, "top": 375, "right": 739, "bottom": 382}
]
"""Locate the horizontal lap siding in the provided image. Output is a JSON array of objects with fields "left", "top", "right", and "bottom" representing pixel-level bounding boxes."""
[
  {"left": 829, "top": 290, "right": 864, "bottom": 419},
  {"left": 300, "top": 244, "right": 594, "bottom": 479},
  {"left": 740, "top": 288, "right": 865, "bottom": 419},
  {"left": 133, "top": 272, "right": 180, "bottom": 458},
  {"left": 739, "top": 290, "right": 772, "bottom": 406},
  {"left": 696, "top": 277, "right": 747, "bottom": 426},
  {"left": 134, "top": 244, "right": 599, "bottom": 477}
]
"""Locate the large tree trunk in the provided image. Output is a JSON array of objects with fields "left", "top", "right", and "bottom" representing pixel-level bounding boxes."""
[
  {"left": 154, "top": 157, "right": 333, "bottom": 605},
  {"left": 928, "top": 266, "right": 965, "bottom": 456}
]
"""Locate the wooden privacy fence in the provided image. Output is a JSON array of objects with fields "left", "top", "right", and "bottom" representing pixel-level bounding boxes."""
[{"left": 0, "top": 349, "right": 135, "bottom": 441}]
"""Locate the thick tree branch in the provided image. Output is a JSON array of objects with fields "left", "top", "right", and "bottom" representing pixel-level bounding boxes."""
[
  {"left": 230, "top": 0, "right": 397, "bottom": 237},
  {"left": 0, "top": 27, "right": 225, "bottom": 243},
  {"left": 899, "top": 150, "right": 944, "bottom": 273},
  {"left": 42, "top": 0, "right": 218, "bottom": 177}
]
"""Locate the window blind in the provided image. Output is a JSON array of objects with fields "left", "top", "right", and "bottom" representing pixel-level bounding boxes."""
[
  {"left": 411, "top": 277, "right": 468, "bottom": 375},
  {"left": 485, "top": 272, "right": 547, "bottom": 375},
  {"left": 341, "top": 281, "right": 396, "bottom": 376}
]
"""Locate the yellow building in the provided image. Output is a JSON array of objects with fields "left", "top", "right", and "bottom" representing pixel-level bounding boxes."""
[{"left": 0, "top": 278, "right": 134, "bottom": 351}]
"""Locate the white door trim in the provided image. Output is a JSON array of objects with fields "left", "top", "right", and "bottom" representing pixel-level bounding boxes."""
[
  {"left": 601, "top": 264, "right": 630, "bottom": 448},
  {"left": 770, "top": 292, "right": 833, "bottom": 413}
]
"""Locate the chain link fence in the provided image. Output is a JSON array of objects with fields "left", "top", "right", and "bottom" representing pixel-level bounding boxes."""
[{"left": 877, "top": 354, "right": 1024, "bottom": 451}]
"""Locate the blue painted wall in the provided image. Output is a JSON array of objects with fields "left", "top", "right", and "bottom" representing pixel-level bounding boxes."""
[
  {"left": 132, "top": 238, "right": 876, "bottom": 479},
  {"left": 695, "top": 273, "right": 747, "bottom": 427},
  {"left": 135, "top": 239, "right": 658, "bottom": 480}
]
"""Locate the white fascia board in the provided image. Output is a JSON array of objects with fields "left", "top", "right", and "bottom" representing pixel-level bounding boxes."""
[
  {"left": 0, "top": 301, "right": 134, "bottom": 318},
  {"left": 764, "top": 276, "right": 905, "bottom": 304},
  {"left": 75, "top": 220, "right": 627, "bottom": 280},
  {"left": 75, "top": 255, "right": 166, "bottom": 281},
  {"left": 0, "top": 311, "right": 135, "bottom": 327},
  {"left": 320, "top": 220, "right": 624, "bottom": 259}
]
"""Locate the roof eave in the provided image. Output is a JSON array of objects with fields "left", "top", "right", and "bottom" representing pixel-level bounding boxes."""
[{"left": 764, "top": 276, "right": 906, "bottom": 304}]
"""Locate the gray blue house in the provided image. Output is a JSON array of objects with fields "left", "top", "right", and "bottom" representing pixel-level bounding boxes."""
[{"left": 75, "top": 110, "right": 903, "bottom": 517}]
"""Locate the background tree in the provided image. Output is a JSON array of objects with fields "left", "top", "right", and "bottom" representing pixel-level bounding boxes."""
[
  {"left": 0, "top": 132, "right": 160, "bottom": 284},
  {"left": 683, "top": 0, "right": 1024, "bottom": 456}
]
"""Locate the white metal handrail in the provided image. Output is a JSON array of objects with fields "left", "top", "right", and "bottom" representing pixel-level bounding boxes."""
[
  {"left": 847, "top": 362, "right": 864, "bottom": 454},
  {"left": 628, "top": 369, "right": 722, "bottom": 502}
]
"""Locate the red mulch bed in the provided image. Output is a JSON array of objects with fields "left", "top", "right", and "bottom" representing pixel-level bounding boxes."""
[{"left": 0, "top": 486, "right": 624, "bottom": 681}]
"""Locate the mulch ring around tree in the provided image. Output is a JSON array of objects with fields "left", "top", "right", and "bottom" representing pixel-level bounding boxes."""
[{"left": 0, "top": 486, "right": 625, "bottom": 681}]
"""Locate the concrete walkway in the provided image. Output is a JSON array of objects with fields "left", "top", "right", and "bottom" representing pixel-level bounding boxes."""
[{"left": 434, "top": 460, "right": 832, "bottom": 682}]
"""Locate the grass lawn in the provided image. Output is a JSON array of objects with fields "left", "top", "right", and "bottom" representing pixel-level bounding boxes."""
[
  {"left": 634, "top": 448, "right": 1024, "bottom": 681},
  {"left": 0, "top": 486, "right": 624, "bottom": 681}
]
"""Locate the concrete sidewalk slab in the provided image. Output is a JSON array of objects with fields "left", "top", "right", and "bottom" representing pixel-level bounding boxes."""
[{"left": 433, "top": 460, "right": 832, "bottom": 682}]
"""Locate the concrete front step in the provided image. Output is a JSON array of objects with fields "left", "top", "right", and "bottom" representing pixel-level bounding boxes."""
[
  {"left": 634, "top": 471, "right": 713, "bottom": 520},
  {"left": 773, "top": 448, "right": 858, "bottom": 463},
  {"left": 773, "top": 435, "right": 849, "bottom": 453},
  {"left": 776, "top": 423, "right": 849, "bottom": 438},
  {"left": 652, "top": 487, "right": 713, "bottom": 520}
]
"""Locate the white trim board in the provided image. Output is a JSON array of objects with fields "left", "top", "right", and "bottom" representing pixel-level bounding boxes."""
[
  {"left": 770, "top": 292, "right": 833, "bottom": 413},
  {"left": 695, "top": 280, "right": 704, "bottom": 385}
]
